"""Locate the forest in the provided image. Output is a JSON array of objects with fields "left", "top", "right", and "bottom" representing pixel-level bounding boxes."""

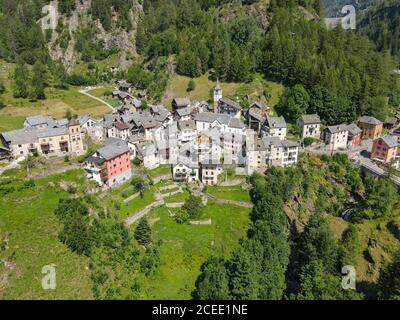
[
  {"left": 194, "top": 154, "right": 400, "bottom": 300},
  {"left": 1, "top": 0, "right": 399, "bottom": 125}
]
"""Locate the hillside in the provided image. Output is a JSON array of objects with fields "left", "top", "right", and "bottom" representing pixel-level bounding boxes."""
[{"left": 358, "top": 0, "right": 400, "bottom": 60}]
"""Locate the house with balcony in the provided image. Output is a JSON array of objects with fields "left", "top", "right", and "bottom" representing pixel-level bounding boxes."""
[
  {"left": 200, "top": 157, "right": 223, "bottom": 186},
  {"left": 85, "top": 140, "right": 132, "bottom": 187},
  {"left": 297, "top": 114, "right": 321, "bottom": 140},
  {"left": 1, "top": 118, "right": 84, "bottom": 159},
  {"left": 178, "top": 120, "right": 197, "bottom": 144},
  {"left": 247, "top": 101, "right": 269, "bottom": 133},
  {"left": 217, "top": 98, "right": 242, "bottom": 119},
  {"left": 246, "top": 134, "right": 299, "bottom": 174},
  {"left": 107, "top": 121, "right": 131, "bottom": 141},
  {"left": 173, "top": 160, "right": 200, "bottom": 183}
]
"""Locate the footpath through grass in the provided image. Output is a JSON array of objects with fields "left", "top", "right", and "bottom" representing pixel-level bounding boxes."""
[{"left": 139, "top": 201, "right": 251, "bottom": 299}]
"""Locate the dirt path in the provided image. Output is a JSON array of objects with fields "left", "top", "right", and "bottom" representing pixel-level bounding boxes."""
[
  {"left": 124, "top": 199, "right": 165, "bottom": 226},
  {"left": 79, "top": 87, "right": 116, "bottom": 112}
]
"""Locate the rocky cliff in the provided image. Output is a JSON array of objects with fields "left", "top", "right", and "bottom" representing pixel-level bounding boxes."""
[{"left": 47, "top": 0, "right": 142, "bottom": 72}]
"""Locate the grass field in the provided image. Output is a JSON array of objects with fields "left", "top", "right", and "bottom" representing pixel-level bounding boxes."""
[
  {"left": 161, "top": 73, "right": 285, "bottom": 112},
  {"left": 163, "top": 190, "right": 191, "bottom": 203},
  {"left": 207, "top": 185, "right": 251, "bottom": 203},
  {"left": 0, "top": 115, "right": 25, "bottom": 132},
  {"left": 139, "top": 201, "right": 251, "bottom": 299},
  {"left": 0, "top": 170, "right": 93, "bottom": 299},
  {"left": 0, "top": 166, "right": 251, "bottom": 300},
  {"left": 0, "top": 59, "right": 111, "bottom": 130},
  {"left": 147, "top": 165, "right": 172, "bottom": 178}
]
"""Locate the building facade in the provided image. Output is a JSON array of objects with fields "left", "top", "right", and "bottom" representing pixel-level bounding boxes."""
[
  {"left": 297, "top": 114, "right": 321, "bottom": 140},
  {"left": 358, "top": 116, "right": 383, "bottom": 140}
]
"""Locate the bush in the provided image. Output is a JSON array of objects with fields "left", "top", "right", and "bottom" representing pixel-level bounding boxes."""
[
  {"left": 303, "top": 137, "right": 317, "bottom": 147},
  {"left": 174, "top": 209, "right": 190, "bottom": 224},
  {"left": 187, "top": 79, "right": 196, "bottom": 92},
  {"left": 23, "top": 179, "right": 35, "bottom": 189},
  {"left": 132, "top": 158, "right": 141, "bottom": 166},
  {"left": 134, "top": 218, "right": 152, "bottom": 246},
  {"left": 182, "top": 194, "right": 204, "bottom": 219}
]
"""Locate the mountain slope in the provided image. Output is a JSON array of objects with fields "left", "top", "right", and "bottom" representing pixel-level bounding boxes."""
[{"left": 358, "top": 1, "right": 400, "bottom": 60}]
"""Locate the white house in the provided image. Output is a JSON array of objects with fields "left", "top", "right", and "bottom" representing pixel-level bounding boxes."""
[
  {"left": 136, "top": 142, "right": 160, "bottom": 169},
  {"left": 323, "top": 124, "right": 349, "bottom": 151},
  {"left": 108, "top": 122, "right": 131, "bottom": 141},
  {"left": 173, "top": 158, "right": 200, "bottom": 183},
  {"left": 246, "top": 135, "right": 299, "bottom": 174},
  {"left": 178, "top": 120, "right": 197, "bottom": 144},
  {"left": 262, "top": 116, "right": 287, "bottom": 140},
  {"left": 79, "top": 115, "right": 97, "bottom": 131},
  {"left": 297, "top": 114, "right": 321, "bottom": 140},
  {"left": 193, "top": 113, "right": 246, "bottom": 135},
  {"left": 200, "top": 157, "right": 223, "bottom": 186}
]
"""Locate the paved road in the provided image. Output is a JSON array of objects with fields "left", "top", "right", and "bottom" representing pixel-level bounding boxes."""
[
  {"left": 79, "top": 87, "right": 116, "bottom": 112},
  {"left": 353, "top": 156, "right": 400, "bottom": 187},
  {"left": 302, "top": 139, "right": 373, "bottom": 156}
]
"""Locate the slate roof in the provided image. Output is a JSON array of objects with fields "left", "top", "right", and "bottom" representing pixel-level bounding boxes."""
[
  {"left": 25, "top": 115, "right": 53, "bottom": 127},
  {"left": 248, "top": 109, "right": 265, "bottom": 122},
  {"left": 193, "top": 112, "right": 246, "bottom": 129},
  {"left": 149, "top": 105, "right": 171, "bottom": 123},
  {"left": 380, "top": 135, "right": 400, "bottom": 148},
  {"left": 175, "top": 156, "right": 199, "bottom": 169},
  {"left": 176, "top": 106, "right": 192, "bottom": 117},
  {"left": 136, "top": 142, "right": 157, "bottom": 157},
  {"left": 37, "top": 127, "right": 68, "bottom": 138},
  {"left": 359, "top": 116, "right": 382, "bottom": 126},
  {"left": 265, "top": 116, "right": 286, "bottom": 129},
  {"left": 326, "top": 124, "right": 349, "bottom": 134},
  {"left": 281, "top": 140, "right": 299, "bottom": 148},
  {"left": 1, "top": 128, "right": 38, "bottom": 145},
  {"left": 96, "top": 141, "right": 130, "bottom": 160},
  {"left": 179, "top": 120, "right": 196, "bottom": 131},
  {"left": 114, "top": 122, "right": 130, "bottom": 130},
  {"left": 262, "top": 136, "right": 285, "bottom": 148},
  {"left": 346, "top": 123, "right": 362, "bottom": 136},
  {"left": 173, "top": 97, "right": 191, "bottom": 108},
  {"left": 299, "top": 114, "right": 321, "bottom": 124},
  {"left": 219, "top": 97, "right": 242, "bottom": 111},
  {"left": 87, "top": 156, "right": 105, "bottom": 165},
  {"left": 79, "top": 115, "right": 96, "bottom": 126}
]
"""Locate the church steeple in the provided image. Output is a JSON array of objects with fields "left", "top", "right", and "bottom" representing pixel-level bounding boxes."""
[{"left": 213, "top": 79, "right": 222, "bottom": 113}]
